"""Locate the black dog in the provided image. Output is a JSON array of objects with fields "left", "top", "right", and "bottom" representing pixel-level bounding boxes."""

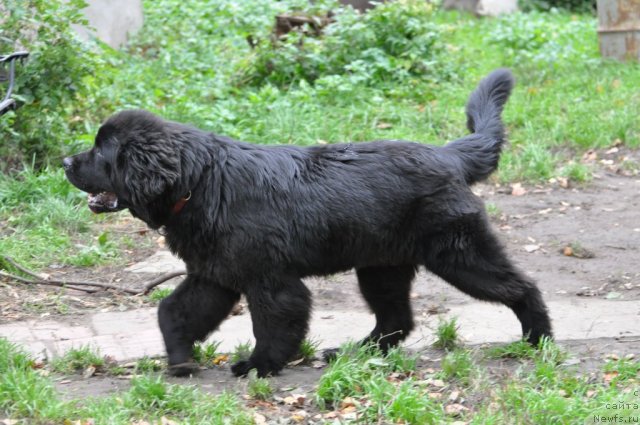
[{"left": 64, "top": 69, "right": 552, "bottom": 377}]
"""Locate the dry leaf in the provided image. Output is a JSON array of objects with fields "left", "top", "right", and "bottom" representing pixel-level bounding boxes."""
[
  {"left": 511, "top": 183, "right": 526, "bottom": 196},
  {"left": 213, "top": 354, "right": 228, "bottom": 365},
  {"left": 582, "top": 149, "right": 597, "bottom": 163},
  {"left": 445, "top": 403, "right": 469, "bottom": 416},
  {"left": 563, "top": 246, "right": 573, "bottom": 257},
  {"left": 603, "top": 371, "right": 619, "bottom": 384},
  {"left": 83, "top": 365, "right": 96, "bottom": 379},
  {"left": 253, "top": 413, "right": 267, "bottom": 425},
  {"left": 376, "top": 122, "right": 393, "bottom": 129}
]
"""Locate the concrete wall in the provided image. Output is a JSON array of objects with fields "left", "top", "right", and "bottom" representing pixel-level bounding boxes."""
[
  {"left": 443, "top": 0, "right": 518, "bottom": 16},
  {"left": 73, "top": 0, "right": 143, "bottom": 48}
]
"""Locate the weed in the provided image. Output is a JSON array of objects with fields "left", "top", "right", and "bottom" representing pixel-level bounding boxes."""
[
  {"left": 49, "top": 346, "right": 105, "bottom": 374},
  {"left": 387, "top": 381, "right": 443, "bottom": 424},
  {"left": 486, "top": 340, "right": 537, "bottom": 359},
  {"left": 230, "top": 341, "right": 254, "bottom": 364},
  {"left": 148, "top": 287, "right": 174, "bottom": 303},
  {"left": 296, "top": 338, "right": 320, "bottom": 362},
  {"left": 191, "top": 341, "right": 222, "bottom": 367},
  {"left": 560, "top": 161, "right": 592, "bottom": 183},
  {"left": 433, "top": 317, "right": 460, "bottom": 351},
  {"left": 0, "top": 338, "right": 66, "bottom": 419},
  {"left": 246, "top": 369, "right": 273, "bottom": 400},
  {"left": 603, "top": 357, "right": 640, "bottom": 387},
  {"left": 440, "top": 349, "right": 475, "bottom": 385},
  {"left": 135, "top": 357, "right": 164, "bottom": 374},
  {"left": 485, "top": 202, "right": 502, "bottom": 219}
]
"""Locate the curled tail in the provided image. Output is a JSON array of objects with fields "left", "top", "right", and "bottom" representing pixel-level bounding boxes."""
[{"left": 444, "top": 68, "right": 515, "bottom": 185}]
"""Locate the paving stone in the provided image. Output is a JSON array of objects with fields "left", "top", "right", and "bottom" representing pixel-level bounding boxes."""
[
  {"left": 124, "top": 250, "right": 184, "bottom": 273},
  {"left": 0, "top": 323, "right": 34, "bottom": 344},
  {"left": 29, "top": 320, "right": 94, "bottom": 341},
  {"left": 91, "top": 308, "right": 157, "bottom": 335}
]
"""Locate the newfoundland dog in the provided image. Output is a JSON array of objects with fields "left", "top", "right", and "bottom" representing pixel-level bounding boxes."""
[{"left": 64, "top": 69, "right": 552, "bottom": 377}]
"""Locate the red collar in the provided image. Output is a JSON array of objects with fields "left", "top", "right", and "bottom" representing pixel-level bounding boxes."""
[{"left": 171, "top": 191, "right": 191, "bottom": 215}]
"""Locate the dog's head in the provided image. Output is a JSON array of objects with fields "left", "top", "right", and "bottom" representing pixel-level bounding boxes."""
[{"left": 64, "top": 110, "right": 185, "bottom": 226}]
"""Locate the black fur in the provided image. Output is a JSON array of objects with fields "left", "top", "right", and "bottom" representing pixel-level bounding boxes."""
[{"left": 64, "top": 69, "right": 552, "bottom": 377}]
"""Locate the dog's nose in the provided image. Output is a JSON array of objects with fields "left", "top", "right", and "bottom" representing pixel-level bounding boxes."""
[{"left": 62, "top": 157, "right": 73, "bottom": 170}]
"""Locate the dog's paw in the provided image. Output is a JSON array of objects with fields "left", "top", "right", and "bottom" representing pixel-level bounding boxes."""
[
  {"left": 167, "top": 361, "right": 199, "bottom": 377},
  {"left": 231, "top": 359, "right": 278, "bottom": 378}
]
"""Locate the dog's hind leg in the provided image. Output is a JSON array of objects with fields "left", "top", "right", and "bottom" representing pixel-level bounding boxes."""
[
  {"left": 356, "top": 265, "right": 417, "bottom": 351},
  {"left": 158, "top": 275, "right": 240, "bottom": 376},
  {"left": 423, "top": 215, "right": 552, "bottom": 345},
  {"left": 231, "top": 275, "right": 311, "bottom": 378}
]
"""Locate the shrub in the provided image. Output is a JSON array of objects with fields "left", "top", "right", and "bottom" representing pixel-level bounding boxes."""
[
  {"left": 244, "top": 0, "right": 446, "bottom": 87},
  {"left": 519, "top": 0, "right": 596, "bottom": 14},
  {"left": 0, "top": 0, "right": 109, "bottom": 170}
]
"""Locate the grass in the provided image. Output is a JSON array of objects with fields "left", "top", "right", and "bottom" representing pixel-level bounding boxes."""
[
  {"left": 3, "top": 337, "right": 640, "bottom": 423},
  {"left": 439, "top": 348, "right": 474, "bottom": 385},
  {"left": 246, "top": 370, "right": 274, "bottom": 400},
  {"left": 191, "top": 341, "right": 222, "bottom": 367},
  {"left": 230, "top": 341, "right": 254, "bottom": 364},
  {"left": 2, "top": 2, "right": 639, "bottom": 271},
  {"left": 49, "top": 346, "right": 106, "bottom": 374},
  {"left": 433, "top": 318, "right": 460, "bottom": 351},
  {"left": 296, "top": 338, "right": 320, "bottom": 363},
  {"left": 0, "top": 338, "right": 252, "bottom": 424}
]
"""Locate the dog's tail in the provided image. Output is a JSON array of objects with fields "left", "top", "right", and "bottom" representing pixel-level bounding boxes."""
[{"left": 444, "top": 68, "right": 514, "bottom": 185}]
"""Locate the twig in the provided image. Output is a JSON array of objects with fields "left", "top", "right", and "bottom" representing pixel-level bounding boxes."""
[
  {"left": 0, "top": 255, "right": 185, "bottom": 296},
  {"left": 0, "top": 270, "right": 100, "bottom": 293},
  {"left": 142, "top": 270, "right": 187, "bottom": 294}
]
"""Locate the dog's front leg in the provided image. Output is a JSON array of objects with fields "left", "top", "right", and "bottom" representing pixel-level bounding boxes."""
[
  {"left": 158, "top": 275, "right": 240, "bottom": 376},
  {"left": 231, "top": 275, "right": 311, "bottom": 378}
]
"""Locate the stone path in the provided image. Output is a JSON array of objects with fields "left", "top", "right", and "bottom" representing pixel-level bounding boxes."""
[{"left": 1, "top": 251, "right": 639, "bottom": 361}]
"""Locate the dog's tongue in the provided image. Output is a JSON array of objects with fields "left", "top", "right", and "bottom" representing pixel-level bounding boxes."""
[{"left": 88, "top": 192, "right": 118, "bottom": 213}]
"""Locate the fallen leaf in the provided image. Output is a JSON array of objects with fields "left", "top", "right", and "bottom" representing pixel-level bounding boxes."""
[
  {"left": 604, "top": 371, "right": 619, "bottom": 384},
  {"left": 340, "top": 397, "right": 357, "bottom": 410},
  {"left": 213, "top": 354, "right": 228, "bottom": 365},
  {"left": 563, "top": 246, "right": 573, "bottom": 256},
  {"left": 290, "top": 410, "right": 307, "bottom": 422},
  {"left": 253, "top": 413, "right": 267, "bottom": 425},
  {"left": 511, "top": 183, "right": 526, "bottom": 196},
  {"left": 582, "top": 149, "right": 598, "bottom": 162},
  {"left": 83, "top": 366, "right": 96, "bottom": 379},
  {"left": 445, "top": 403, "right": 469, "bottom": 416},
  {"left": 376, "top": 122, "right": 392, "bottom": 129},
  {"left": 449, "top": 390, "right": 460, "bottom": 402}
]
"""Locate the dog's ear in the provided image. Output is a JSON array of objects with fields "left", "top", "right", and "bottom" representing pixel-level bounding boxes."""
[{"left": 117, "top": 131, "right": 181, "bottom": 206}]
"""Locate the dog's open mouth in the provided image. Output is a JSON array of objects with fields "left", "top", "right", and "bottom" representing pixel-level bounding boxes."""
[{"left": 88, "top": 192, "right": 120, "bottom": 213}]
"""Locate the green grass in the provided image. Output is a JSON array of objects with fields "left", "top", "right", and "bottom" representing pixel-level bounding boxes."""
[
  {"left": 433, "top": 318, "right": 460, "bottom": 351},
  {"left": 2, "top": 2, "right": 639, "bottom": 271},
  {"left": 246, "top": 370, "right": 274, "bottom": 400},
  {"left": 0, "top": 338, "right": 252, "bottom": 423},
  {"left": 148, "top": 287, "right": 174, "bottom": 303},
  {"left": 439, "top": 348, "right": 474, "bottom": 385},
  {"left": 49, "top": 346, "right": 106, "bottom": 374},
  {"left": 3, "top": 337, "right": 640, "bottom": 424},
  {"left": 191, "top": 341, "right": 222, "bottom": 367},
  {"left": 230, "top": 341, "right": 254, "bottom": 364},
  {"left": 297, "top": 338, "right": 320, "bottom": 362}
]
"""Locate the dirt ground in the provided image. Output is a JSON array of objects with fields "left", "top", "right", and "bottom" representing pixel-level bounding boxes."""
[{"left": 2, "top": 148, "right": 639, "bottom": 420}]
